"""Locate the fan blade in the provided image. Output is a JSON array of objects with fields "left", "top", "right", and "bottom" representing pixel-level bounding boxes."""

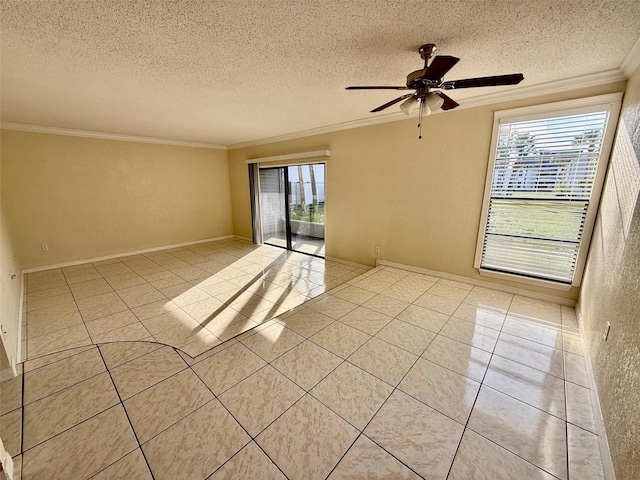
[
  {"left": 422, "top": 55, "right": 460, "bottom": 80},
  {"left": 433, "top": 91, "right": 459, "bottom": 110},
  {"left": 346, "top": 86, "right": 410, "bottom": 90},
  {"left": 442, "top": 73, "right": 524, "bottom": 89},
  {"left": 371, "top": 94, "right": 413, "bottom": 113}
]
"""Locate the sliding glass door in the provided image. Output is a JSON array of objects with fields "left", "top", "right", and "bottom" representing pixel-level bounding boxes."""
[
  {"left": 259, "top": 168, "right": 289, "bottom": 249},
  {"left": 257, "top": 164, "right": 325, "bottom": 257},
  {"left": 288, "top": 164, "right": 325, "bottom": 256}
]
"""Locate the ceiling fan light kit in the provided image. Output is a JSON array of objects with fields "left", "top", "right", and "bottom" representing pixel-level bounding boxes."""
[
  {"left": 346, "top": 43, "right": 524, "bottom": 138},
  {"left": 423, "top": 93, "right": 445, "bottom": 114},
  {"left": 400, "top": 96, "right": 418, "bottom": 115}
]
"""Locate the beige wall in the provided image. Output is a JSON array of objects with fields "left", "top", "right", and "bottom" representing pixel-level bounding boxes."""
[
  {"left": 228, "top": 81, "right": 626, "bottom": 301},
  {"left": 578, "top": 66, "right": 640, "bottom": 479},
  {"left": 0, "top": 130, "right": 23, "bottom": 370},
  {"left": 1, "top": 131, "right": 233, "bottom": 269}
]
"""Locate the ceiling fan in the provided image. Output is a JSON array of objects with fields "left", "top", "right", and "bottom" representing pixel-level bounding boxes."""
[{"left": 346, "top": 44, "right": 524, "bottom": 138}]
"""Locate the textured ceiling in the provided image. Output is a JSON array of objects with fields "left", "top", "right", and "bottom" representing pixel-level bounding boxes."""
[{"left": 1, "top": 1, "right": 639, "bottom": 146}]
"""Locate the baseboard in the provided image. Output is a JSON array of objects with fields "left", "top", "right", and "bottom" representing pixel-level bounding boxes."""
[
  {"left": 324, "top": 256, "right": 372, "bottom": 270},
  {"left": 575, "top": 304, "right": 617, "bottom": 480},
  {"left": 376, "top": 259, "right": 576, "bottom": 306},
  {"left": 22, "top": 235, "right": 237, "bottom": 273},
  {"left": 18, "top": 234, "right": 239, "bottom": 368},
  {"left": 233, "top": 235, "right": 253, "bottom": 242}
]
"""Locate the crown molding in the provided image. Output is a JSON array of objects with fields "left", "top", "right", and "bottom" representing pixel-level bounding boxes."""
[
  {"left": 621, "top": 36, "right": 640, "bottom": 77},
  {"left": 227, "top": 69, "right": 626, "bottom": 149},
  {"left": 227, "top": 112, "right": 412, "bottom": 149},
  {"left": 0, "top": 123, "right": 227, "bottom": 150},
  {"left": 1, "top": 68, "right": 628, "bottom": 151}
]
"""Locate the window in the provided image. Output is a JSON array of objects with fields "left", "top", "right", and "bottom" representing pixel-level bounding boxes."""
[{"left": 475, "top": 94, "right": 622, "bottom": 287}]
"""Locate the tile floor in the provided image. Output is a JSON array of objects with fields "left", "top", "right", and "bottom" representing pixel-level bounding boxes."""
[
  {"left": 21, "top": 238, "right": 362, "bottom": 360},
  {"left": 263, "top": 235, "right": 326, "bottom": 257},
  {"left": 0, "top": 239, "right": 609, "bottom": 479}
]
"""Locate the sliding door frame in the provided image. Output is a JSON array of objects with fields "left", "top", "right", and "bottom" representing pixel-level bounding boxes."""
[
  {"left": 282, "top": 167, "right": 293, "bottom": 251},
  {"left": 250, "top": 160, "right": 326, "bottom": 258}
]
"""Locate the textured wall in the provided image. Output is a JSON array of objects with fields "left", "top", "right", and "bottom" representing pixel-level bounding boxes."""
[
  {"left": 1, "top": 131, "right": 234, "bottom": 268},
  {"left": 579, "top": 66, "right": 640, "bottom": 479}
]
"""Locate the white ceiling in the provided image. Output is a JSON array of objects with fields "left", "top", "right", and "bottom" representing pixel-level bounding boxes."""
[{"left": 1, "top": 1, "right": 639, "bottom": 147}]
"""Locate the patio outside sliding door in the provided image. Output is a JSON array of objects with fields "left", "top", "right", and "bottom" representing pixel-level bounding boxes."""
[
  {"left": 255, "top": 163, "right": 326, "bottom": 257},
  {"left": 287, "top": 163, "right": 325, "bottom": 256}
]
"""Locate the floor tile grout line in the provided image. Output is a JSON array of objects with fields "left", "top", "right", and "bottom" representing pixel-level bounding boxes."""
[
  {"left": 478, "top": 383, "right": 569, "bottom": 425},
  {"left": 204, "top": 438, "right": 290, "bottom": 480},
  {"left": 27, "top": 259, "right": 486, "bottom": 363},
  {"left": 335, "top": 323, "right": 428, "bottom": 389},
  {"left": 215, "top": 338, "right": 321, "bottom": 397},
  {"left": 237, "top": 330, "right": 305, "bottom": 365},
  {"left": 19, "top": 364, "right": 25, "bottom": 456},
  {"left": 565, "top": 392, "right": 571, "bottom": 480},
  {"left": 235, "top": 393, "right": 314, "bottom": 477},
  {"left": 22, "top": 293, "right": 76, "bottom": 314},
  {"left": 84, "top": 447, "right": 141, "bottom": 479},
  {"left": 129, "top": 394, "right": 220, "bottom": 453},
  {"left": 199, "top": 342, "right": 355, "bottom": 471},
  {"left": 20, "top": 365, "right": 107, "bottom": 409},
  {"left": 342, "top": 295, "right": 486, "bottom": 389},
  {"left": 108, "top": 279, "right": 168, "bottom": 319},
  {"left": 20, "top": 248, "right": 584, "bottom": 478},
  {"left": 20, "top": 400, "right": 121, "bottom": 455},
  {"left": 498, "top": 327, "right": 574, "bottom": 356},
  {"left": 323, "top": 329, "right": 439, "bottom": 479},
  {"left": 443, "top": 293, "right": 512, "bottom": 479},
  {"left": 88, "top": 319, "right": 154, "bottom": 345},
  {"left": 270, "top": 349, "right": 346, "bottom": 398},
  {"left": 19, "top": 344, "right": 95, "bottom": 375},
  {"left": 357, "top": 325, "right": 436, "bottom": 358},
  {"left": 444, "top": 311, "right": 505, "bottom": 332},
  {"left": 445, "top": 297, "right": 571, "bottom": 480},
  {"left": 184, "top": 350, "right": 292, "bottom": 480},
  {"left": 355, "top": 434, "right": 431, "bottom": 480},
  {"left": 20, "top": 249, "right": 348, "bottom": 460},
  {"left": 463, "top": 428, "right": 565, "bottom": 480},
  {"left": 94, "top": 339, "right": 164, "bottom": 367},
  {"left": 95, "top": 344, "right": 157, "bottom": 480},
  {"left": 321, "top": 433, "right": 369, "bottom": 479},
  {"left": 25, "top": 271, "right": 78, "bottom": 352},
  {"left": 491, "top": 338, "right": 567, "bottom": 380},
  {"left": 116, "top": 362, "right": 192, "bottom": 403}
]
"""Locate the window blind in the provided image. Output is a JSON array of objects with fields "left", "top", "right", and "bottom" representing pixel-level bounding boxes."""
[{"left": 479, "top": 110, "right": 609, "bottom": 283}]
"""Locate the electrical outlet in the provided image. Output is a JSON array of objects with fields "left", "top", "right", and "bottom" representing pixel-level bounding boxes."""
[
  {"left": 41, "top": 244, "right": 49, "bottom": 251},
  {"left": 604, "top": 321, "right": 611, "bottom": 341},
  {"left": 375, "top": 246, "right": 381, "bottom": 254}
]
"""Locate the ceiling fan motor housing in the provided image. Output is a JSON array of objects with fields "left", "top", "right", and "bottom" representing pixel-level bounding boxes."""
[{"left": 406, "top": 69, "right": 440, "bottom": 89}]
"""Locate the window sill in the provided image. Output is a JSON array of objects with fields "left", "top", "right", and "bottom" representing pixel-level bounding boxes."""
[{"left": 478, "top": 268, "right": 574, "bottom": 291}]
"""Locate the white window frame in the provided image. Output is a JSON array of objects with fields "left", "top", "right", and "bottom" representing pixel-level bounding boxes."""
[{"left": 474, "top": 93, "right": 623, "bottom": 288}]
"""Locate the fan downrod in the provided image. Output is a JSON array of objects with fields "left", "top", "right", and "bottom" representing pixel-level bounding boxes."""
[{"left": 419, "top": 44, "right": 437, "bottom": 64}]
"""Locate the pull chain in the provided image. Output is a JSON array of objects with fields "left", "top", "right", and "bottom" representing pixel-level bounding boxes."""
[{"left": 418, "top": 99, "right": 424, "bottom": 139}]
